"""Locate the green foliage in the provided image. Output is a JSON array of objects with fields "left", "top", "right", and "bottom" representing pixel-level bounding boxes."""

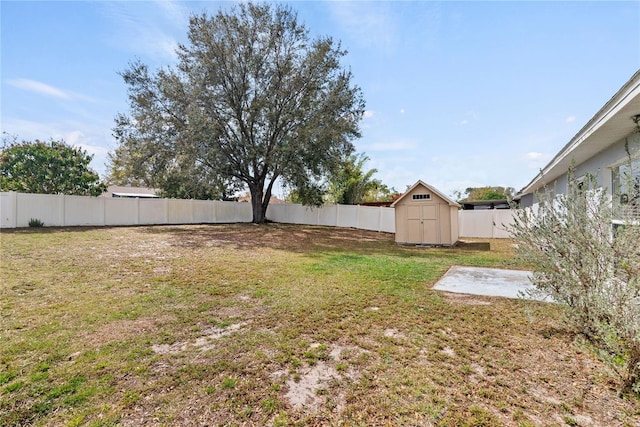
[
  {"left": 511, "top": 166, "right": 640, "bottom": 392},
  {"left": 28, "top": 218, "right": 44, "bottom": 228},
  {"left": 324, "top": 153, "right": 394, "bottom": 204},
  {"left": 456, "top": 186, "right": 514, "bottom": 203},
  {"left": 109, "top": 2, "right": 365, "bottom": 221},
  {"left": 0, "top": 139, "right": 106, "bottom": 196}
]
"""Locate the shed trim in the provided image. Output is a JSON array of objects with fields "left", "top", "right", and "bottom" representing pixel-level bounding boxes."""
[{"left": 391, "top": 180, "right": 460, "bottom": 208}]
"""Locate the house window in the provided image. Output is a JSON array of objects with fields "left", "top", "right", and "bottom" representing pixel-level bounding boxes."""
[
  {"left": 412, "top": 193, "right": 431, "bottom": 200},
  {"left": 613, "top": 158, "right": 640, "bottom": 205}
]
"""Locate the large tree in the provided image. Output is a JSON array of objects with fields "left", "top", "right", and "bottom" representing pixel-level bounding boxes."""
[
  {"left": 0, "top": 138, "right": 106, "bottom": 196},
  {"left": 109, "top": 2, "right": 365, "bottom": 222}
]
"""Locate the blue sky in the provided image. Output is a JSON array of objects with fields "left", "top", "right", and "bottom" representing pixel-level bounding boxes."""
[{"left": 2, "top": 1, "right": 639, "bottom": 198}]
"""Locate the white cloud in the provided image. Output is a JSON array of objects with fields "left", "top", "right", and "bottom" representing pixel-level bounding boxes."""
[
  {"left": 153, "top": 0, "right": 189, "bottom": 24},
  {"left": 7, "top": 78, "right": 97, "bottom": 102},
  {"left": 524, "top": 151, "right": 551, "bottom": 169},
  {"left": 327, "top": 2, "right": 396, "bottom": 51},
  {"left": 363, "top": 110, "right": 375, "bottom": 119},
  {"left": 101, "top": 1, "right": 188, "bottom": 62},
  {"left": 458, "top": 119, "right": 468, "bottom": 125},
  {"left": 8, "top": 79, "right": 71, "bottom": 99},
  {"left": 399, "top": 108, "right": 405, "bottom": 114},
  {"left": 565, "top": 115, "right": 576, "bottom": 123}
]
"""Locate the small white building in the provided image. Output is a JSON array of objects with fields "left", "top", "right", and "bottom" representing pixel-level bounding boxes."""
[{"left": 391, "top": 181, "right": 460, "bottom": 246}]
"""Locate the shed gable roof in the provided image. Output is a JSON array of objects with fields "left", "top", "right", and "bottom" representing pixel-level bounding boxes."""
[{"left": 391, "top": 180, "right": 460, "bottom": 207}]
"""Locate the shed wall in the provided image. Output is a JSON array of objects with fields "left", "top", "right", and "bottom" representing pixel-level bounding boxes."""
[{"left": 393, "top": 182, "right": 459, "bottom": 245}]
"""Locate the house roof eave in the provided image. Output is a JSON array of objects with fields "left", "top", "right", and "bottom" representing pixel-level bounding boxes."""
[{"left": 519, "top": 69, "right": 640, "bottom": 197}]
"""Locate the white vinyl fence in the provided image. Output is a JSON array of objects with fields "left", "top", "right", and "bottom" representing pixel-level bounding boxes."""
[
  {"left": 0, "top": 191, "right": 515, "bottom": 238},
  {"left": 267, "top": 203, "right": 395, "bottom": 233},
  {"left": 0, "top": 191, "right": 252, "bottom": 228},
  {"left": 458, "top": 209, "right": 515, "bottom": 238}
]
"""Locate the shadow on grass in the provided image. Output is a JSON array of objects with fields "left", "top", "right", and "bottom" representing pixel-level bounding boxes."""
[
  {"left": 138, "top": 223, "right": 506, "bottom": 262},
  {"left": 0, "top": 226, "right": 109, "bottom": 235}
]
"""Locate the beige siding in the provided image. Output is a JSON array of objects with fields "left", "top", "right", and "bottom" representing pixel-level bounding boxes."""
[{"left": 393, "top": 181, "right": 459, "bottom": 246}]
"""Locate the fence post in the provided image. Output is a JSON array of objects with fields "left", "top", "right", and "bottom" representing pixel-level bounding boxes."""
[{"left": 10, "top": 191, "right": 18, "bottom": 228}]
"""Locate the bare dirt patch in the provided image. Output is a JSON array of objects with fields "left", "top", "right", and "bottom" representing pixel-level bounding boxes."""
[
  {"left": 383, "top": 328, "right": 407, "bottom": 339},
  {"left": 151, "top": 322, "right": 248, "bottom": 355},
  {"left": 273, "top": 343, "right": 368, "bottom": 413}
]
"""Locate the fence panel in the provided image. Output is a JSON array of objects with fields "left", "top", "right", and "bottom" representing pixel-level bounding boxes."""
[
  {"left": 16, "top": 193, "right": 63, "bottom": 227},
  {"left": 336, "top": 205, "right": 358, "bottom": 228},
  {"left": 265, "top": 204, "right": 286, "bottom": 223},
  {"left": 65, "top": 195, "right": 103, "bottom": 226},
  {"left": 1, "top": 192, "right": 17, "bottom": 228},
  {"left": 193, "top": 200, "right": 215, "bottom": 223},
  {"left": 105, "top": 198, "right": 138, "bottom": 226},
  {"left": 235, "top": 202, "right": 253, "bottom": 222},
  {"left": 379, "top": 207, "right": 395, "bottom": 233},
  {"left": 139, "top": 199, "right": 168, "bottom": 224},
  {"left": 291, "top": 205, "right": 319, "bottom": 225},
  {"left": 317, "top": 205, "right": 338, "bottom": 226},
  {"left": 168, "top": 199, "right": 193, "bottom": 224},
  {"left": 458, "top": 210, "right": 515, "bottom": 238},
  {"left": 214, "top": 201, "right": 249, "bottom": 223},
  {"left": 492, "top": 210, "right": 515, "bottom": 238},
  {"left": 356, "top": 206, "right": 381, "bottom": 231}
]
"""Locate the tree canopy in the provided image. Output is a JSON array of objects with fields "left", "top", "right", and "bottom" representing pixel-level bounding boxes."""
[
  {"left": 455, "top": 186, "right": 515, "bottom": 203},
  {"left": 324, "top": 153, "right": 395, "bottom": 204},
  {"left": 0, "top": 138, "right": 106, "bottom": 196},
  {"left": 108, "top": 2, "right": 365, "bottom": 222}
]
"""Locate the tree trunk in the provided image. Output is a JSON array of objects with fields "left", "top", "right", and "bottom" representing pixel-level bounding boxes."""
[{"left": 249, "top": 184, "right": 267, "bottom": 224}]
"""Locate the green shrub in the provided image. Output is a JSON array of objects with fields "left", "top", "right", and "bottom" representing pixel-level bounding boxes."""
[
  {"left": 28, "top": 218, "right": 44, "bottom": 227},
  {"left": 511, "top": 167, "right": 640, "bottom": 393}
]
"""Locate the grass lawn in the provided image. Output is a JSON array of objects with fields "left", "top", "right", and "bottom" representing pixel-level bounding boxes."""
[{"left": 1, "top": 223, "right": 638, "bottom": 426}]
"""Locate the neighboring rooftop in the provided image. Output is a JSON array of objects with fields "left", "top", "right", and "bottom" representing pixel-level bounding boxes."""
[{"left": 103, "top": 185, "right": 159, "bottom": 198}]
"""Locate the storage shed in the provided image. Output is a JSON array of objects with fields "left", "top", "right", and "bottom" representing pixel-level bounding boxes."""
[{"left": 391, "top": 181, "right": 460, "bottom": 246}]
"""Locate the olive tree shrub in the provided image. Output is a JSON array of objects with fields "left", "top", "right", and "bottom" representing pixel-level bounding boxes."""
[{"left": 511, "top": 168, "right": 640, "bottom": 392}]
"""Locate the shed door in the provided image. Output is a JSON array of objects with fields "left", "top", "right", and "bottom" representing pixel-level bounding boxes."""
[{"left": 406, "top": 205, "right": 440, "bottom": 244}]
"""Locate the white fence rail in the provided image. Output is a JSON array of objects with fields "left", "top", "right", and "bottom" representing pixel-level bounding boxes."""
[{"left": 0, "top": 191, "right": 515, "bottom": 238}]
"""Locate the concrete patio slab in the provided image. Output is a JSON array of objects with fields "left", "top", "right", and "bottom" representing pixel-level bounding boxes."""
[{"left": 433, "top": 266, "right": 547, "bottom": 301}]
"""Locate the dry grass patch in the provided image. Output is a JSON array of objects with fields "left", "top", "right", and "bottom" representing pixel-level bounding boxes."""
[{"left": 1, "top": 224, "right": 639, "bottom": 426}]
